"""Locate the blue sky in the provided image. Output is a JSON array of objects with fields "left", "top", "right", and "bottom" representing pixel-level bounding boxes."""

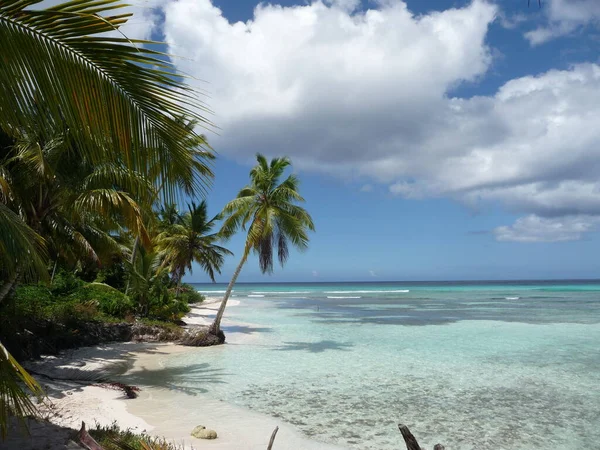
[{"left": 133, "top": 0, "right": 600, "bottom": 282}]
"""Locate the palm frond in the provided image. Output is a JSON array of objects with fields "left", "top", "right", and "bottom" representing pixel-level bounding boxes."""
[
  {"left": 0, "top": 204, "right": 47, "bottom": 280},
  {"left": 0, "top": 0, "right": 214, "bottom": 200},
  {"left": 0, "top": 341, "right": 44, "bottom": 439}
]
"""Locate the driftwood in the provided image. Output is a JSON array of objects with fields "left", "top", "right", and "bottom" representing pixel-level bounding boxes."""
[
  {"left": 267, "top": 426, "right": 279, "bottom": 449},
  {"left": 78, "top": 421, "right": 104, "bottom": 450},
  {"left": 97, "top": 381, "right": 140, "bottom": 399},
  {"left": 398, "top": 423, "right": 445, "bottom": 450}
]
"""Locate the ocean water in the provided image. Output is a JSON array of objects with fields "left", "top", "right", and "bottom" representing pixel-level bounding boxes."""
[{"left": 166, "top": 282, "right": 600, "bottom": 449}]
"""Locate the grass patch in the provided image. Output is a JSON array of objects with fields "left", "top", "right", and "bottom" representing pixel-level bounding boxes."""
[{"left": 90, "top": 422, "right": 186, "bottom": 450}]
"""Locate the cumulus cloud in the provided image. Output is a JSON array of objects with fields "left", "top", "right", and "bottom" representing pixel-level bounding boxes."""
[
  {"left": 163, "top": 0, "right": 497, "bottom": 163},
  {"left": 494, "top": 215, "right": 600, "bottom": 242},
  {"left": 152, "top": 1, "right": 600, "bottom": 243},
  {"left": 525, "top": 0, "right": 600, "bottom": 45}
]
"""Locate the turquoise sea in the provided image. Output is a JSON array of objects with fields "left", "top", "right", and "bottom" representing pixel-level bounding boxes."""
[{"left": 169, "top": 281, "right": 600, "bottom": 449}]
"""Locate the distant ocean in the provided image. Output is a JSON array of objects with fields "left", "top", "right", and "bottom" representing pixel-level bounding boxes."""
[{"left": 172, "top": 281, "right": 600, "bottom": 449}]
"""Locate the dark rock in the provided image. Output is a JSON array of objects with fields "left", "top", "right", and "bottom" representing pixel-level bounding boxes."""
[{"left": 130, "top": 323, "right": 183, "bottom": 342}]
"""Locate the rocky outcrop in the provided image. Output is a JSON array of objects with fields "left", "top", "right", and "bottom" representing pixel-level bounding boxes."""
[
  {"left": 4, "top": 320, "right": 133, "bottom": 361},
  {"left": 130, "top": 323, "right": 183, "bottom": 342},
  {"left": 4, "top": 320, "right": 187, "bottom": 361}
]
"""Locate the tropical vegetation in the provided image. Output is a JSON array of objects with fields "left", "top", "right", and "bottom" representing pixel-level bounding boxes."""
[
  {"left": 0, "top": 0, "right": 313, "bottom": 441},
  {"left": 0, "top": 0, "right": 216, "bottom": 438}
]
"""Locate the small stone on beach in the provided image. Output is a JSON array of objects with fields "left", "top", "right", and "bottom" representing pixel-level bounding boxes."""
[{"left": 191, "top": 425, "right": 218, "bottom": 439}]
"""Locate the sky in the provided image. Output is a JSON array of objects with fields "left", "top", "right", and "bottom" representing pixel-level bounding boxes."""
[{"left": 71, "top": 0, "right": 600, "bottom": 281}]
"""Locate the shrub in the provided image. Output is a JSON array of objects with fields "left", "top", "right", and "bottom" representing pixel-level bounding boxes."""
[
  {"left": 44, "top": 299, "right": 99, "bottom": 326},
  {"left": 178, "top": 284, "right": 205, "bottom": 304},
  {"left": 12, "top": 285, "right": 55, "bottom": 318},
  {"left": 69, "top": 283, "right": 135, "bottom": 318},
  {"left": 95, "top": 260, "right": 128, "bottom": 291},
  {"left": 50, "top": 269, "right": 84, "bottom": 296},
  {"left": 147, "top": 297, "right": 190, "bottom": 322}
]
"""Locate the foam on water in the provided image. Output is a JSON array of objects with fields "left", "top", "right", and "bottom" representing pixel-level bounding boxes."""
[
  {"left": 325, "top": 290, "right": 410, "bottom": 294},
  {"left": 252, "top": 291, "right": 312, "bottom": 294},
  {"left": 157, "top": 282, "right": 600, "bottom": 449}
]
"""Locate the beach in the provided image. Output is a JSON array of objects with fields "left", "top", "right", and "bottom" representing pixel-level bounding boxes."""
[
  {"left": 9, "top": 281, "right": 600, "bottom": 450},
  {"left": 13, "top": 298, "right": 345, "bottom": 450}
]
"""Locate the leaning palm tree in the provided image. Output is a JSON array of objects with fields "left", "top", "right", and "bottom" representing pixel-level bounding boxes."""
[
  {"left": 157, "top": 201, "right": 232, "bottom": 294},
  {"left": 209, "top": 155, "right": 315, "bottom": 338}
]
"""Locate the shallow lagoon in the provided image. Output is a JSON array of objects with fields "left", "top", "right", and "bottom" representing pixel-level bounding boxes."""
[{"left": 161, "top": 282, "right": 600, "bottom": 449}]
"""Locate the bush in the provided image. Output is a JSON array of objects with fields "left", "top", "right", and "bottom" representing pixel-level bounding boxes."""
[
  {"left": 12, "top": 285, "right": 54, "bottom": 317},
  {"left": 11, "top": 285, "right": 98, "bottom": 326},
  {"left": 147, "top": 297, "right": 190, "bottom": 322},
  {"left": 69, "top": 283, "right": 135, "bottom": 318},
  {"left": 95, "top": 259, "right": 128, "bottom": 291},
  {"left": 50, "top": 269, "right": 84, "bottom": 296},
  {"left": 178, "top": 284, "right": 205, "bottom": 304}
]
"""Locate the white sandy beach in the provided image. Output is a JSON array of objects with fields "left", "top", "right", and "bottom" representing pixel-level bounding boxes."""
[{"left": 12, "top": 298, "right": 346, "bottom": 450}]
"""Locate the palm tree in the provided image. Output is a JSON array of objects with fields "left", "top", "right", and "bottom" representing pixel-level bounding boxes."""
[
  {"left": 1, "top": 128, "right": 161, "bottom": 297},
  {"left": 158, "top": 204, "right": 184, "bottom": 230},
  {"left": 209, "top": 154, "right": 315, "bottom": 337},
  {"left": 0, "top": 0, "right": 213, "bottom": 199},
  {"left": 0, "top": 0, "right": 215, "bottom": 282},
  {"left": 157, "top": 201, "right": 232, "bottom": 294},
  {"left": 0, "top": 0, "right": 214, "bottom": 435}
]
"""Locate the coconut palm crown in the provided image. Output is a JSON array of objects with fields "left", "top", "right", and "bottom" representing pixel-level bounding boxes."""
[{"left": 157, "top": 201, "right": 232, "bottom": 289}]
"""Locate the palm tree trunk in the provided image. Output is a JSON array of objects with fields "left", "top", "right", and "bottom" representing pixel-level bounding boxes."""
[
  {"left": 50, "top": 260, "right": 58, "bottom": 284},
  {"left": 125, "top": 235, "right": 140, "bottom": 295},
  {"left": 0, "top": 271, "right": 19, "bottom": 304},
  {"left": 209, "top": 248, "right": 249, "bottom": 335},
  {"left": 175, "top": 267, "right": 184, "bottom": 298}
]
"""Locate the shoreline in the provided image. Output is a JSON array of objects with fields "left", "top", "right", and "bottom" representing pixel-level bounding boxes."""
[{"left": 16, "top": 298, "right": 346, "bottom": 450}]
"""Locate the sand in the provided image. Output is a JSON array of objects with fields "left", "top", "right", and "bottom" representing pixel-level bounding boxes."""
[{"left": 8, "top": 298, "right": 346, "bottom": 450}]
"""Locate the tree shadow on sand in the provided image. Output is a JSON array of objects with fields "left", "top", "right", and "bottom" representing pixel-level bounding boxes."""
[
  {"left": 273, "top": 340, "right": 353, "bottom": 353},
  {"left": 121, "top": 362, "right": 229, "bottom": 396},
  {"left": 25, "top": 343, "right": 228, "bottom": 399}
]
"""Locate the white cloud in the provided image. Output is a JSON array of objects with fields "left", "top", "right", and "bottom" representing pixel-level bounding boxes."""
[
  {"left": 157, "top": 1, "right": 600, "bottom": 242},
  {"left": 312, "top": 270, "right": 319, "bottom": 277},
  {"left": 494, "top": 215, "right": 600, "bottom": 242},
  {"left": 360, "top": 184, "right": 373, "bottom": 192},
  {"left": 382, "top": 64, "right": 600, "bottom": 223},
  {"left": 163, "top": 0, "right": 497, "bottom": 160},
  {"left": 369, "top": 270, "right": 377, "bottom": 277},
  {"left": 525, "top": 0, "right": 600, "bottom": 45}
]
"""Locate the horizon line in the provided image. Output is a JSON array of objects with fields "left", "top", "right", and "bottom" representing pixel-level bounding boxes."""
[{"left": 186, "top": 278, "right": 600, "bottom": 284}]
